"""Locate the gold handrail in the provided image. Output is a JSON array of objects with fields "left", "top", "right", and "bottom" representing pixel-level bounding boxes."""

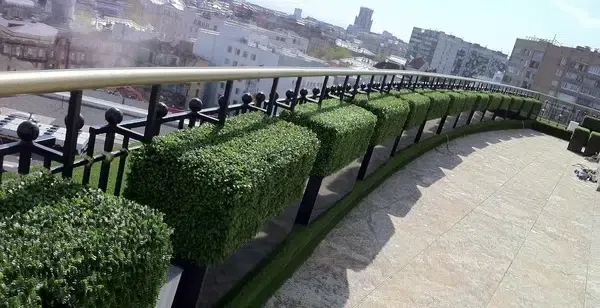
[{"left": 0, "top": 66, "right": 594, "bottom": 114}]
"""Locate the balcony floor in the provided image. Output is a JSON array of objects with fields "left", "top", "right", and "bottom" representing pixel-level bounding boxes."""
[{"left": 266, "top": 129, "right": 600, "bottom": 308}]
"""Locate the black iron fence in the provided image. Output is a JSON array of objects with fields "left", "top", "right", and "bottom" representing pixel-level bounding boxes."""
[{"left": 0, "top": 67, "right": 578, "bottom": 307}]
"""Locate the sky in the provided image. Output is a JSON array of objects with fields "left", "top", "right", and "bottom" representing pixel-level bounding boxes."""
[{"left": 248, "top": 0, "right": 600, "bottom": 55}]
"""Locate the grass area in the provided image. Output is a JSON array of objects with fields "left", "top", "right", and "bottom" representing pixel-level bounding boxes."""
[{"left": 218, "top": 119, "right": 535, "bottom": 308}]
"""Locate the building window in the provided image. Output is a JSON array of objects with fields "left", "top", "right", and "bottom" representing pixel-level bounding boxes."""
[
  {"left": 560, "top": 57, "right": 567, "bottom": 66},
  {"left": 235, "top": 48, "right": 240, "bottom": 56},
  {"left": 243, "top": 51, "right": 248, "bottom": 58},
  {"left": 235, "top": 88, "right": 240, "bottom": 95},
  {"left": 251, "top": 54, "right": 256, "bottom": 61},
  {"left": 233, "top": 61, "right": 238, "bottom": 66},
  {"left": 551, "top": 80, "right": 559, "bottom": 87},
  {"left": 589, "top": 65, "right": 600, "bottom": 76},
  {"left": 227, "top": 46, "right": 232, "bottom": 53},
  {"left": 525, "top": 71, "right": 531, "bottom": 78},
  {"left": 224, "top": 58, "right": 230, "bottom": 64},
  {"left": 556, "top": 69, "right": 563, "bottom": 76},
  {"left": 220, "top": 82, "right": 225, "bottom": 89}
]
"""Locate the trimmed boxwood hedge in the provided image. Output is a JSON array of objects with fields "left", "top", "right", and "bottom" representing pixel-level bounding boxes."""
[
  {"left": 474, "top": 92, "right": 491, "bottom": 111},
  {"left": 572, "top": 126, "right": 591, "bottom": 146},
  {"left": 487, "top": 93, "right": 503, "bottom": 111},
  {"left": 125, "top": 112, "right": 320, "bottom": 264},
  {"left": 393, "top": 92, "right": 430, "bottom": 129},
  {"left": 518, "top": 98, "right": 535, "bottom": 118},
  {"left": 509, "top": 96, "right": 524, "bottom": 113},
  {"left": 0, "top": 174, "right": 172, "bottom": 308},
  {"left": 445, "top": 91, "right": 466, "bottom": 115},
  {"left": 585, "top": 131, "right": 600, "bottom": 155},
  {"left": 280, "top": 100, "right": 375, "bottom": 176},
  {"left": 460, "top": 91, "right": 478, "bottom": 112},
  {"left": 353, "top": 94, "right": 410, "bottom": 145},
  {"left": 498, "top": 95, "right": 513, "bottom": 111},
  {"left": 582, "top": 116, "right": 600, "bottom": 132},
  {"left": 529, "top": 99, "right": 542, "bottom": 119},
  {"left": 421, "top": 91, "right": 451, "bottom": 120}
]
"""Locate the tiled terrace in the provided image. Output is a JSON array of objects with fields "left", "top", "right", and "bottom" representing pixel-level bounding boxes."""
[{"left": 266, "top": 129, "right": 600, "bottom": 308}]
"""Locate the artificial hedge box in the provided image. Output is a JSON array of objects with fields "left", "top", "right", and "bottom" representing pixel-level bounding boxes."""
[
  {"left": 582, "top": 116, "right": 600, "bottom": 132},
  {"left": 125, "top": 112, "right": 320, "bottom": 264},
  {"left": 353, "top": 94, "right": 410, "bottom": 145},
  {"left": 391, "top": 92, "right": 430, "bottom": 130},
  {"left": 421, "top": 91, "right": 450, "bottom": 120},
  {"left": 280, "top": 100, "right": 376, "bottom": 176},
  {"left": 487, "top": 93, "right": 503, "bottom": 111},
  {"left": 509, "top": 96, "right": 524, "bottom": 113},
  {"left": 445, "top": 91, "right": 466, "bottom": 115},
  {"left": 0, "top": 174, "right": 172, "bottom": 308},
  {"left": 475, "top": 92, "right": 491, "bottom": 111},
  {"left": 498, "top": 94, "right": 513, "bottom": 111},
  {"left": 518, "top": 98, "right": 536, "bottom": 118},
  {"left": 459, "top": 91, "right": 478, "bottom": 112}
]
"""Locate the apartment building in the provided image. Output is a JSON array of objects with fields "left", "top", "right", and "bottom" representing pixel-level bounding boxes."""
[
  {"left": 407, "top": 27, "right": 507, "bottom": 78},
  {"left": 503, "top": 38, "right": 600, "bottom": 110}
]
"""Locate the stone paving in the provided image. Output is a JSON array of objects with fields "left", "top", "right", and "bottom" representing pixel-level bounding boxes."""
[{"left": 266, "top": 129, "right": 600, "bottom": 308}]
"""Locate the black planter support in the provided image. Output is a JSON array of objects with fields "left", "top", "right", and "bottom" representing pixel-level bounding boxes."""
[
  {"left": 357, "top": 145, "right": 375, "bottom": 181},
  {"left": 480, "top": 109, "right": 488, "bottom": 122},
  {"left": 414, "top": 120, "right": 426, "bottom": 143},
  {"left": 389, "top": 129, "right": 403, "bottom": 157},
  {"left": 171, "top": 258, "right": 208, "bottom": 308},
  {"left": 436, "top": 115, "right": 447, "bottom": 134},
  {"left": 295, "top": 175, "right": 324, "bottom": 225},
  {"left": 466, "top": 109, "right": 476, "bottom": 125},
  {"left": 492, "top": 110, "right": 498, "bottom": 121},
  {"left": 452, "top": 112, "right": 461, "bottom": 128}
]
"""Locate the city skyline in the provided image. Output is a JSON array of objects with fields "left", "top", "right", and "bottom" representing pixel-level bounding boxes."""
[{"left": 248, "top": 0, "right": 600, "bottom": 55}]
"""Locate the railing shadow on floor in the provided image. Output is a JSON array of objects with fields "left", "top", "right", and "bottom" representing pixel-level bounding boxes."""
[{"left": 265, "top": 128, "right": 545, "bottom": 308}]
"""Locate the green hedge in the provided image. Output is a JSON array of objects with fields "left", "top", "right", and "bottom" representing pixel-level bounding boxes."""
[
  {"left": 498, "top": 95, "right": 512, "bottom": 111},
  {"left": 475, "top": 92, "right": 491, "bottom": 111},
  {"left": 572, "top": 126, "right": 591, "bottom": 146},
  {"left": 460, "top": 91, "right": 478, "bottom": 112},
  {"left": 487, "top": 93, "right": 503, "bottom": 111},
  {"left": 421, "top": 91, "right": 450, "bottom": 120},
  {"left": 532, "top": 120, "right": 571, "bottom": 140},
  {"left": 585, "top": 131, "right": 600, "bottom": 155},
  {"left": 529, "top": 99, "right": 542, "bottom": 119},
  {"left": 445, "top": 91, "right": 466, "bottom": 115},
  {"left": 353, "top": 94, "right": 410, "bottom": 145},
  {"left": 126, "top": 112, "right": 320, "bottom": 264},
  {"left": 582, "top": 116, "right": 600, "bottom": 132},
  {"left": 0, "top": 174, "right": 172, "bottom": 307},
  {"left": 518, "top": 98, "right": 535, "bottom": 118},
  {"left": 393, "top": 92, "right": 430, "bottom": 129},
  {"left": 508, "top": 96, "right": 524, "bottom": 113},
  {"left": 280, "top": 101, "right": 375, "bottom": 176}
]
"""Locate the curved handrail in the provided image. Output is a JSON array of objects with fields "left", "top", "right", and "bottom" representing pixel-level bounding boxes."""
[
  {"left": 0, "top": 66, "right": 596, "bottom": 115},
  {"left": 0, "top": 67, "right": 525, "bottom": 95}
]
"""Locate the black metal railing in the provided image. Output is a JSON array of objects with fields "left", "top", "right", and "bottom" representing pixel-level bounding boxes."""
[{"left": 0, "top": 66, "right": 572, "bottom": 307}]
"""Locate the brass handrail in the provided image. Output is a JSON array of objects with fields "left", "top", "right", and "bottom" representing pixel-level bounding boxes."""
[{"left": 0, "top": 66, "right": 594, "bottom": 114}]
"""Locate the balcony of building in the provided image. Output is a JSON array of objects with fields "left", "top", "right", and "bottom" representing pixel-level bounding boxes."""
[{"left": 0, "top": 67, "right": 597, "bottom": 308}]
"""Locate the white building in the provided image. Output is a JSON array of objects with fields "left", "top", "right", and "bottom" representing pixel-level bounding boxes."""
[
  {"left": 219, "top": 21, "right": 309, "bottom": 53},
  {"left": 193, "top": 28, "right": 329, "bottom": 106}
]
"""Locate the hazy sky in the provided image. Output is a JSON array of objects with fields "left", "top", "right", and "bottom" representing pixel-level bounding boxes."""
[{"left": 248, "top": 0, "right": 600, "bottom": 55}]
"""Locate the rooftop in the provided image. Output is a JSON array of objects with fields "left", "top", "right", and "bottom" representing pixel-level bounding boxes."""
[{"left": 267, "top": 129, "right": 600, "bottom": 307}]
